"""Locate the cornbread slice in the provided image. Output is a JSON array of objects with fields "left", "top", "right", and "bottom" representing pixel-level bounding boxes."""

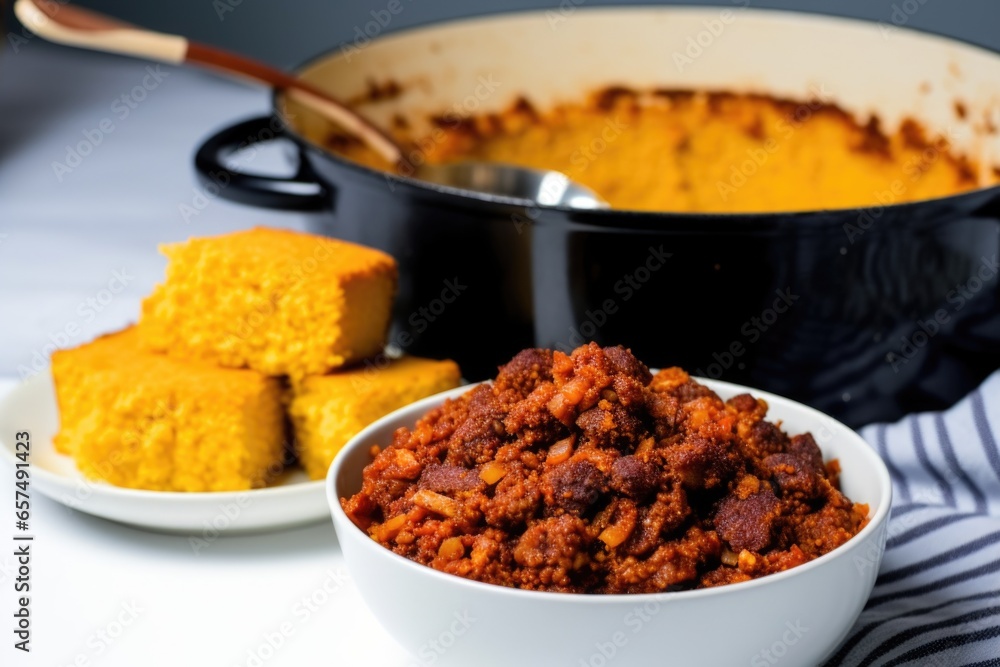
[
  {"left": 289, "top": 356, "right": 462, "bottom": 479},
  {"left": 139, "top": 227, "right": 398, "bottom": 379},
  {"left": 51, "top": 327, "right": 285, "bottom": 492}
]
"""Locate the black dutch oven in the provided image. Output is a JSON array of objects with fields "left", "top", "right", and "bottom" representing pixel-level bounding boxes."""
[{"left": 194, "top": 7, "right": 1000, "bottom": 427}]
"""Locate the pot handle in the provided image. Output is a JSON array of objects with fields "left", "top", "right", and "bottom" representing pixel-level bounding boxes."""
[{"left": 193, "top": 116, "right": 329, "bottom": 211}]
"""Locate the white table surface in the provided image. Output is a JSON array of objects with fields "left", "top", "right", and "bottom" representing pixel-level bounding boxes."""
[
  {"left": 0, "top": 375, "right": 410, "bottom": 667},
  {"left": 0, "top": 44, "right": 411, "bottom": 667}
]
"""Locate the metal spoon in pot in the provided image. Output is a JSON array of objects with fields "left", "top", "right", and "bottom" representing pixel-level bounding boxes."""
[{"left": 14, "top": 0, "right": 606, "bottom": 209}]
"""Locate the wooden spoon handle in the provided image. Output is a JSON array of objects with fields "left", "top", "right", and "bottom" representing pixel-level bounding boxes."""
[
  {"left": 14, "top": 0, "right": 187, "bottom": 62},
  {"left": 183, "top": 42, "right": 402, "bottom": 164},
  {"left": 13, "top": 0, "right": 402, "bottom": 164}
]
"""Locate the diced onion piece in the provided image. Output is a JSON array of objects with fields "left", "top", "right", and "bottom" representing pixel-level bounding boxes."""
[
  {"left": 371, "top": 514, "right": 408, "bottom": 542},
  {"left": 438, "top": 537, "right": 465, "bottom": 561},
  {"left": 385, "top": 448, "right": 421, "bottom": 480},
  {"left": 635, "top": 437, "right": 655, "bottom": 455},
  {"left": 687, "top": 409, "right": 710, "bottom": 428},
  {"left": 547, "top": 436, "right": 575, "bottom": 466},
  {"left": 598, "top": 522, "right": 634, "bottom": 549},
  {"left": 395, "top": 448, "right": 418, "bottom": 468},
  {"left": 547, "top": 393, "right": 573, "bottom": 422},
  {"left": 479, "top": 461, "right": 507, "bottom": 485},
  {"left": 720, "top": 548, "right": 739, "bottom": 567},
  {"left": 737, "top": 549, "right": 757, "bottom": 572},
  {"left": 412, "top": 489, "right": 461, "bottom": 518}
]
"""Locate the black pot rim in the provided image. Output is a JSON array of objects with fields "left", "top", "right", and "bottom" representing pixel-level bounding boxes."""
[{"left": 271, "top": 4, "right": 1000, "bottom": 223}]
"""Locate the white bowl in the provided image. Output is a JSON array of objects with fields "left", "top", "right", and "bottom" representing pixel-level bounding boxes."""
[{"left": 328, "top": 379, "right": 892, "bottom": 666}]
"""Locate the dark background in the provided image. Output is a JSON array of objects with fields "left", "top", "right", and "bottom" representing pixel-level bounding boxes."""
[{"left": 4, "top": 0, "right": 1000, "bottom": 66}]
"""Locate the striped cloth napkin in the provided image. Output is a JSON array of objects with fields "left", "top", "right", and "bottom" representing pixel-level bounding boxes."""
[{"left": 826, "top": 370, "right": 1000, "bottom": 666}]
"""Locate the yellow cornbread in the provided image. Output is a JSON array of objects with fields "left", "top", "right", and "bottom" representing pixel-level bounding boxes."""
[
  {"left": 328, "top": 89, "right": 993, "bottom": 213},
  {"left": 51, "top": 327, "right": 285, "bottom": 492},
  {"left": 288, "top": 356, "right": 462, "bottom": 479},
  {"left": 139, "top": 227, "right": 398, "bottom": 379}
]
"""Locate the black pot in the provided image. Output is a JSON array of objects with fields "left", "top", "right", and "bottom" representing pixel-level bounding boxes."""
[{"left": 194, "top": 7, "right": 1000, "bottom": 428}]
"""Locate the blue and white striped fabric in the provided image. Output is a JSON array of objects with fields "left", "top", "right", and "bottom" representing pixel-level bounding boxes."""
[{"left": 827, "top": 370, "right": 1000, "bottom": 666}]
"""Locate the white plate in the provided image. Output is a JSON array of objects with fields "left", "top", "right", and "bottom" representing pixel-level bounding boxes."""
[{"left": 0, "top": 372, "right": 329, "bottom": 534}]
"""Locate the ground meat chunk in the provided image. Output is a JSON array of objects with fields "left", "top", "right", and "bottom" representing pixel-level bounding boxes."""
[
  {"left": 542, "top": 459, "right": 608, "bottom": 515},
  {"left": 762, "top": 453, "right": 819, "bottom": 499},
  {"left": 794, "top": 488, "right": 868, "bottom": 557},
  {"left": 418, "top": 464, "right": 485, "bottom": 494},
  {"left": 646, "top": 391, "right": 682, "bottom": 437},
  {"left": 504, "top": 383, "right": 569, "bottom": 446},
  {"left": 344, "top": 344, "right": 869, "bottom": 594},
  {"left": 606, "top": 526, "right": 721, "bottom": 593},
  {"left": 512, "top": 514, "right": 590, "bottom": 590},
  {"left": 726, "top": 393, "right": 758, "bottom": 413},
  {"left": 662, "top": 436, "right": 741, "bottom": 490},
  {"left": 495, "top": 348, "right": 554, "bottom": 398},
  {"left": 603, "top": 346, "right": 653, "bottom": 407},
  {"left": 714, "top": 488, "right": 781, "bottom": 552},
  {"left": 610, "top": 455, "right": 659, "bottom": 500},
  {"left": 603, "top": 345, "right": 652, "bottom": 384},
  {"left": 788, "top": 433, "right": 825, "bottom": 473},
  {"left": 576, "top": 404, "right": 646, "bottom": 450},
  {"left": 674, "top": 380, "right": 718, "bottom": 403},
  {"left": 443, "top": 384, "right": 505, "bottom": 467},
  {"left": 484, "top": 464, "right": 542, "bottom": 528},
  {"left": 514, "top": 514, "right": 587, "bottom": 567},
  {"left": 622, "top": 487, "right": 689, "bottom": 556},
  {"left": 743, "top": 420, "right": 790, "bottom": 458}
]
